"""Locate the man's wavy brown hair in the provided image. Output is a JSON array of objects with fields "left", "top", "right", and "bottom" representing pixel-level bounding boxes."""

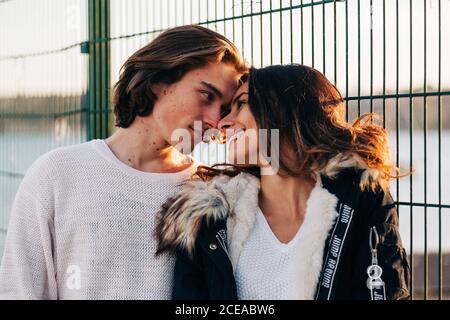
[{"left": 112, "top": 25, "right": 247, "bottom": 128}]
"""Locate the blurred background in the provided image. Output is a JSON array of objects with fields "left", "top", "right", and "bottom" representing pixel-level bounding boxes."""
[{"left": 0, "top": 0, "right": 449, "bottom": 299}]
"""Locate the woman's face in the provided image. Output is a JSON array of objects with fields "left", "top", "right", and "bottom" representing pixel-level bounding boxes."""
[{"left": 218, "top": 82, "right": 264, "bottom": 167}]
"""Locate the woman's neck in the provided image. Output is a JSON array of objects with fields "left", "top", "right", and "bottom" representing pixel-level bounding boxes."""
[{"left": 259, "top": 172, "right": 317, "bottom": 220}]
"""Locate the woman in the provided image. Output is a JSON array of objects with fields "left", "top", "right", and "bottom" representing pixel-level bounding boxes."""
[{"left": 155, "top": 64, "right": 411, "bottom": 300}]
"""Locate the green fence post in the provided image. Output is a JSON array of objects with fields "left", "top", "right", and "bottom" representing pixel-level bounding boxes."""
[{"left": 86, "top": 0, "right": 111, "bottom": 140}]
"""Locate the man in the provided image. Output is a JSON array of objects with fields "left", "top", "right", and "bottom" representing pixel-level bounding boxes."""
[{"left": 0, "top": 25, "right": 246, "bottom": 299}]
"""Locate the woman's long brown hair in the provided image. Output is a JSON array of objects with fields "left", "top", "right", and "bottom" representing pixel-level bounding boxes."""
[{"left": 196, "top": 64, "right": 408, "bottom": 191}]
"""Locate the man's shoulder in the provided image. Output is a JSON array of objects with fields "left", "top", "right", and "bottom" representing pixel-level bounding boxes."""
[
  {"left": 26, "top": 140, "right": 97, "bottom": 178},
  {"left": 46, "top": 140, "right": 96, "bottom": 158}
]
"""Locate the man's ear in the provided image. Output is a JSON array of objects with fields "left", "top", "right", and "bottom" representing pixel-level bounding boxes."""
[{"left": 150, "top": 82, "right": 168, "bottom": 98}]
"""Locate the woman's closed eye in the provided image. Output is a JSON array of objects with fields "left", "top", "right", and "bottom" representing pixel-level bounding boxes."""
[{"left": 236, "top": 99, "right": 247, "bottom": 110}]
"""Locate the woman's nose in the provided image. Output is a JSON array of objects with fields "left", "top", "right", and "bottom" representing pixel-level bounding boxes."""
[{"left": 217, "top": 114, "right": 235, "bottom": 131}]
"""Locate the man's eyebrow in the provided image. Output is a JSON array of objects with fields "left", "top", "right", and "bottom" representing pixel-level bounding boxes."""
[
  {"left": 200, "top": 81, "right": 223, "bottom": 99},
  {"left": 231, "top": 92, "right": 248, "bottom": 106}
]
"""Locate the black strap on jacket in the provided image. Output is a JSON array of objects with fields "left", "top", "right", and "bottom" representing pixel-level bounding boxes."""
[{"left": 315, "top": 170, "right": 363, "bottom": 300}]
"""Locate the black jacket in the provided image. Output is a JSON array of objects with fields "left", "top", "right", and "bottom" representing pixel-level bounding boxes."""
[{"left": 156, "top": 165, "right": 411, "bottom": 300}]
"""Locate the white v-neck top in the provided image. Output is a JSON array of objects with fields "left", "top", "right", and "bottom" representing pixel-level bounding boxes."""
[{"left": 235, "top": 207, "right": 302, "bottom": 300}]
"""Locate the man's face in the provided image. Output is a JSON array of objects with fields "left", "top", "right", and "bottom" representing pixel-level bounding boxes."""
[{"left": 150, "top": 62, "right": 241, "bottom": 153}]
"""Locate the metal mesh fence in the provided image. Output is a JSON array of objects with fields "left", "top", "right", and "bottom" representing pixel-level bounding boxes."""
[{"left": 1, "top": 0, "right": 449, "bottom": 299}]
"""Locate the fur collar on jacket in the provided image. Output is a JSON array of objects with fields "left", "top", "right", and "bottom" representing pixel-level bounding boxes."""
[{"left": 155, "top": 153, "right": 384, "bottom": 299}]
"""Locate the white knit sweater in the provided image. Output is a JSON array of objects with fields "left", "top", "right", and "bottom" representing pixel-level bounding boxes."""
[
  {"left": 0, "top": 139, "right": 198, "bottom": 300},
  {"left": 235, "top": 208, "right": 303, "bottom": 300}
]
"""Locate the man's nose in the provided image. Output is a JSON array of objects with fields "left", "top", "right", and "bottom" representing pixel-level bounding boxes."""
[{"left": 203, "top": 106, "right": 222, "bottom": 129}]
